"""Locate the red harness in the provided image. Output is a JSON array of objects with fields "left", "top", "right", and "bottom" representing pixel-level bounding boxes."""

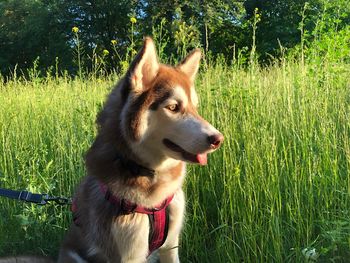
[{"left": 72, "top": 183, "right": 174, "bottom": 256}]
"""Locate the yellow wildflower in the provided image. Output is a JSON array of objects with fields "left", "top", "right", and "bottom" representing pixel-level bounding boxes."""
[
  {"left": 103, "top": 49, "right": 110, "bottom": 56},
  {"left": 130, "top": 17, "right": 137, "bottom": 24},
  {"left": 111, "top": 39, "right": 117, "bottom": 45},
  {"left": 72, "top": 26, "right": 79, "bottom": 33}
]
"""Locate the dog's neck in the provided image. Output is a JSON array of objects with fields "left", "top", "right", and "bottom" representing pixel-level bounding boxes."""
[
  {"left": 107, "top": 156, "right": 185, "bottom": 207},
  {"left": 86, "top": 133, "right": 186, "bottom": 207},
  {"left": 112, "top": 147, "right": 184, "bottom": 177}
]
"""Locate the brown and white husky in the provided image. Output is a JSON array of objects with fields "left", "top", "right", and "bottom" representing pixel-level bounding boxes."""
[{"left": 3, "top": 37, "right": 223, "bottom": 263}]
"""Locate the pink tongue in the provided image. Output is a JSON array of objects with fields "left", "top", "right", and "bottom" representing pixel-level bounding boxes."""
[{"left": 196, "top": 153, "right": 207, "bottom": 165}]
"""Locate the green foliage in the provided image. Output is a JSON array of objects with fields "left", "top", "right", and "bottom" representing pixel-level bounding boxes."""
[
  {"left": 0, "top": 52, "right": 350, "bottom": 261},
  {"left": 305, "top": 0, "right": 350, "bottom": 64},
  {"left": 244, "top": 0, "right": 307, "bottom": 59},
  {"left": 0, "top": 3, "right": 350, "bottom": 260},
  {"left": 0, "top": 0, "right": 71, "bottom": 76},
  {"left": 1, "top": 0, "right": 349, "bottom": 75},
  {"left": 0, "top": 76, "right": 114, "bottom": 257}
]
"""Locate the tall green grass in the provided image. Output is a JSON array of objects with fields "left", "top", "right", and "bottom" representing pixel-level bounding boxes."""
[{"left": 0, "top": 59, "right": 349, "bottom": 261}]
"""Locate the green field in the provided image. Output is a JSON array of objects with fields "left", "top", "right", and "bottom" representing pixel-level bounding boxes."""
[{"left": 0, "top": 59, "right": 349, "bottom": 262}]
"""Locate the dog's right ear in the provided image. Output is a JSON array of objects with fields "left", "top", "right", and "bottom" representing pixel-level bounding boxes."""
[
  {"left": 177, "top": 48, "right": 201, "bottom": 83},
  {"left": 128, "top": 37, "right": 159, "bottom": 93}
]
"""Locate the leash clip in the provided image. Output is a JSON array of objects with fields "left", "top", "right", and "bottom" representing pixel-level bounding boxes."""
[{"left": 43, "top": 195, "right": 72, "bottom": 205}]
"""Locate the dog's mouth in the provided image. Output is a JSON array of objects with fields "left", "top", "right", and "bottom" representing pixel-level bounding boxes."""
[{"left": 163, "top": 139, "right": 207, "bottom": 165}]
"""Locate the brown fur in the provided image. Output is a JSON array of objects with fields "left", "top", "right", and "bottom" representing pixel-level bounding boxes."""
[
  {"left": 124, "top": 66, "right": 194, "bottom": 141},
  {"left": 58, "top": 39, "right": 192, "bottom": 263},
  {"left": 58, "top": 37, "right": 222, "bottom": 263},
  {"left": 1, "top": 38, "right": 222, "bottom": 263},
  {"left": 86, "top": 65, "right": 195, "bottom": 190}
]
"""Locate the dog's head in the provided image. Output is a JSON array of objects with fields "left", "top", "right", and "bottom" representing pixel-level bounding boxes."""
[{"left": 121, "top": 37, "right": 223, "bottom": 166}]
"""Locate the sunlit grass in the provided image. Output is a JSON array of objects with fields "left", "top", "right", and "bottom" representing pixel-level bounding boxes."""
[{"left": 0, "top": 60, "right": 349, "bottom": 261}]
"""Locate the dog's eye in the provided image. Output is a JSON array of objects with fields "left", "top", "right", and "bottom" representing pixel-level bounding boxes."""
[{"left": 166, "top": 104, "right": 179, "bottom": 112}]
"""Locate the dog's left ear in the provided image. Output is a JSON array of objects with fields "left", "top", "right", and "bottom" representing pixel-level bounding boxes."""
[
  {"left": 177, "top": 49, "right": 201, "bottom": 83},
  {"left": 129, "top": 37, "right": 159, "bottom": 93}
]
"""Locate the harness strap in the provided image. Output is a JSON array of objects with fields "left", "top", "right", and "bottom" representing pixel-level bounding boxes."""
[
  {"left": 71, "top": 200, "right": 81, "bottom": 226},
  {"left": 72, "top": 183, "right": 174, "bottom": 256},
  {"left": 148, "top": 206, "right": 170, "bottom": 253},
  {"left": 100, "top": 183, "right": 173, "bottom": 255},
  {"left": 99, "top": 183, "right": 174, "bottom": 215}
]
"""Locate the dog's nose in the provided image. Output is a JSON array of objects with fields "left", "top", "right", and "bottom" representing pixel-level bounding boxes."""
[{"left": 208, "top": 133, "right": 224, "bottom": 149}]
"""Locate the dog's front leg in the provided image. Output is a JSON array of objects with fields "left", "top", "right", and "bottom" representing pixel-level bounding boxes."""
[
  {"left": 112, "top": 213, "right": 150, "bottom": 263},
  {"left": 158, "top": 189, "right": 185, "bottom": 263},
  {"left": 158, "top": 236, "right": 180, "bottom": 263}
]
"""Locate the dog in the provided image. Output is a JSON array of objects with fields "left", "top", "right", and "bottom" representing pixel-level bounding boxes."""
[{"left": 56, "top": 37, "right": 224, "bottom": 263}]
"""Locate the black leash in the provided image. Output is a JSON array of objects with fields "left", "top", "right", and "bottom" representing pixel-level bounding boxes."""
[{"left": 0, "top": 187, "right": 72, "bottom": 205}]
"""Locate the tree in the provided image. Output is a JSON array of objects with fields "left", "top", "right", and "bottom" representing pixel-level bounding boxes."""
[
  {"left": 242, "top": 0, "right": 339, "bottom": 61},
  {"left": 0, "top": 0, "right": 71, "bottom": 76}
]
